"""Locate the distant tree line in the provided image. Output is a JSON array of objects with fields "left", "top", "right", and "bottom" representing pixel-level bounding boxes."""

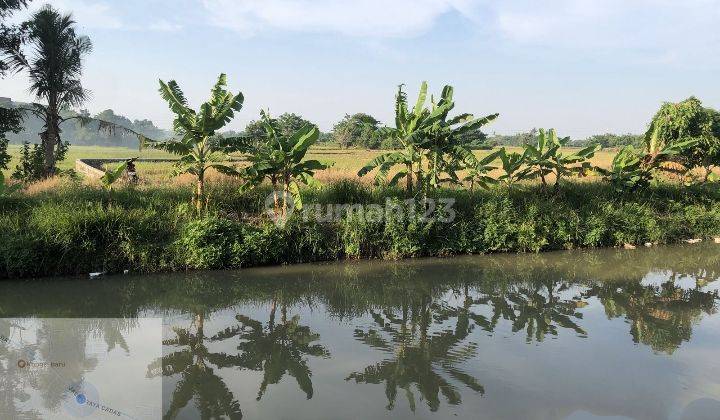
[
  {"left": 485, "top": 129, "right": 643, "bottom": 149},
  {"left": 3, "top": 96, "right": 649, "bottom": 152}
]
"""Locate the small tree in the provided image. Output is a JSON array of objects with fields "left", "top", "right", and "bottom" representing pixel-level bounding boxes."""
[
  {"left": 645, "top": 97, "right": 720, "bottom": 180},
  {"left": 357, "top": 83, "right": 430, "bottom": 192},
  {"left": 359, "top": 82, "right": 498, "bottom": 194},
  {"left": 145, "top": 73, "right": 244, "bottom": 213},
  {"left": 240, "top": 111, "right": 330, "bottom": 217},
  {"left": 12, "top": 141, "right": 44, "bottom": 182}
]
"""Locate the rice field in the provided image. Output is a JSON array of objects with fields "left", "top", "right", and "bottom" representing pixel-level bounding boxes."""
[{"left": 3, "top": 143, "right": 620, "bottom": 185}]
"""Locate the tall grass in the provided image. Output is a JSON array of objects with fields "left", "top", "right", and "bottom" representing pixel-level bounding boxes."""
[{"left": 2, "top": 180, "right": 720, "bottom": 278}]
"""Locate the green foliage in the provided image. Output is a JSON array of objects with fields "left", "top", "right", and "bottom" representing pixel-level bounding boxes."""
[
  {"left": 148, "top": 73, "right": 244, "bottom": 213},
  {"left": 0, "top": 172, "right": 20, "bottom": 197},
  {"left": 645, "top": 97, "right": 720, "bottom": 175},
  {"left": 581, "top": 133, "right": 643, "bottom": 149},
  {"left": 522, "top": 128, "right": 599, "bottom": 188},
  {"left": 0, "top": 107, "right": 22, "bottom": 169},
  {"left": 1, "top": 5, "right": 93, "bottom": 176},
  {"left": 601, "top": 139, "right": 699, "bottom": 192},
  {"left": 3, "top": 181, "right": 720, "bottom": 278},
  {"left": 100, "top": 161, "right": 128, "bottom": 190},
  {"left": 243, "top": 113, "right": 317, "bottom": 149},
  {"left": 11, "top": 141, "right": 45, "bottom": 182},
  {"left": 239, "top": 110, "right": 330, "bottom": 216},
  {"left": 496, "top": 148, "right": 529, "bottom": 187},
  {"left": 359, "top": 82, "right": 498, "bottom": 194},
  {"left": 462, "top": 149, "right": 501, "bottom": 191}
]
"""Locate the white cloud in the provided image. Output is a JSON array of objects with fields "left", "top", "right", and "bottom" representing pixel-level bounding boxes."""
[
  {"left": 201, "top": 0, "right": 479, "bottom": 37},
  {"left": 490, "top": 0, "right": 720, "bottom": 50}
]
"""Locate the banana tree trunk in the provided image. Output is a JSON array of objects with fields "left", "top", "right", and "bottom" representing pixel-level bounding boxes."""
[
  {"left": 196, "top": 169, "right": 205, "bottom": 214},
  {"left": 282, "top": 172, "right": 291, "bottom": 216},
  {"left": 405, "top": 163, "right": 413, "bottom": 193},
  {"left": 271, "top": 176, "right": 280, "bottom": 215}
]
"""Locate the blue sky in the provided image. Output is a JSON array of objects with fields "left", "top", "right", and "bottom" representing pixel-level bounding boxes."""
[{"left": 1, "top": 0, "right": 719, "bottom": 138}]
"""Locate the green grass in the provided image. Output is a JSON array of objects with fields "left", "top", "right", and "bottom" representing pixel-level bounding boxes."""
[
  {"left": 2, "top": 144, "right": 175, "bottom": 177},
  {"left": 2, "top": 179, "right": 720, "bottom": 278}
]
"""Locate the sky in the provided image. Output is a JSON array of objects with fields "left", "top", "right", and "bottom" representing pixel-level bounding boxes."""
[{"left": 1, "top": 0, "right": 719, "bottom": 138}]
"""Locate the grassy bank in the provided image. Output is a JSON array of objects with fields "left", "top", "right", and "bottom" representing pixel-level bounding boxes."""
[{"left": 2, "top": 179, "right": 720, "bottom": 278}]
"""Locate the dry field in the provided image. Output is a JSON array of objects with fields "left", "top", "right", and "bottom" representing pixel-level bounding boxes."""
[{"left": 4, "top": 144, "right": 620, "bottom": 187}]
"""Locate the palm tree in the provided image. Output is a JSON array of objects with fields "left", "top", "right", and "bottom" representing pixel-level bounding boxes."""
[
  {"left": 1, "top": 5, "right": 91, "bottom": 176},
  {"left": 145, "top": 73, "right": 244, "bottom": 213}
]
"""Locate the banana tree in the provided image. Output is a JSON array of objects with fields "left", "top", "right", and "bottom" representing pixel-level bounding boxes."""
[
  {"left": 357, "top": 83, "right": 431, "bottom": 192},
  {"left": 522, "top": 128, "right": 599, "bottom": 189},
  {"left": 144, "top": 73, "right": 244, "bottom": 213},
  {"left": 496, "top": 148, "right": 530, "bottom": 187},
  {"left": 600, "top": 138, "right": 699, "bottom": 191},
  {"left": 418, "top": 85, "right": 499, "bottom": 191},
  {"left": 462, "top": 149, "right": 502, "bottom": 191},
  {"left": 239, "top": 111, "right": 330, "bottom": 217}
]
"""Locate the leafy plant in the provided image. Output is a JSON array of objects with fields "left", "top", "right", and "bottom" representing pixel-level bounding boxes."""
[
  {"left": 645, "top": 97, "right": 720, "bottom": 180},
  {"left": 239, "top": 111, "right": 330, "bottom": 216},
  {"left": 462, "top": 149, "right": 502, "bottom": 191},
  {"left": 145, "top": 73, "right": 244, "bottom": 213},
  {"left": 600, "top": 139, "right": 699, "bottom": 191},
  {"left": 0, "top": 5, "right": 92, "bottom": 177},
  {"left": 99, "top": 161, "right": 128, "bottom": 190},
  {"left": 11, "top": 141, "right": 45, "bottom": 182},
  {"left": 496, "top": 148, "right": 530, "bottom": 187},
  {"left": 522, "top": 128, "right": 599, "bottom": 189},
  {"left": 358, "top": 82, "right": 498, "bottom": 194},
  {"left": 357, "top": 83, "right": 430, "bottom": 192},
  {"left": 0, "top": 172, "right": 21, "bottom": 197},
  {"left": 417, "top": 85, "right": 499, "bottom": 192}
]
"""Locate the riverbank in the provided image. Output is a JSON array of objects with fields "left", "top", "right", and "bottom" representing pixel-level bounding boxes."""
[{"left": 2, "top": 179, "right": 720, "bottom": 278}]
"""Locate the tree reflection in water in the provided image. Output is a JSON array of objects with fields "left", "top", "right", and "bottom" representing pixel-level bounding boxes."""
[
  {"left": 587, "top": 279, "right": 719, "bottom": 354},
  {"left": 155, "top": 297, "right": 329, "bottom": 419},
  {"left": 149, "top": 313, "right": 243, "bottom": 420},
  {"left": 211, "top": 300, "right": 330, "bottom": 401},
  {"left": 346, "top": 293, "right": 484, "bottom": 412}
]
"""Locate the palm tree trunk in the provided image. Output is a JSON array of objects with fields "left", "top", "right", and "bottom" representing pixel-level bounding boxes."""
[{"left": 41, "top": 108, "right": 60, "bottom": 177}]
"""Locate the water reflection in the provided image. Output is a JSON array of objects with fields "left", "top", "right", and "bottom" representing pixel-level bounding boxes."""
[
  {"left": 1, "top": 244, "right": 719, "bottom": 419},
  {"left": 151, "top": 312, "right": 243, "bottom": 419},
  {"left": 587, "top": 279, "right": 718, "bottom": 354}
]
